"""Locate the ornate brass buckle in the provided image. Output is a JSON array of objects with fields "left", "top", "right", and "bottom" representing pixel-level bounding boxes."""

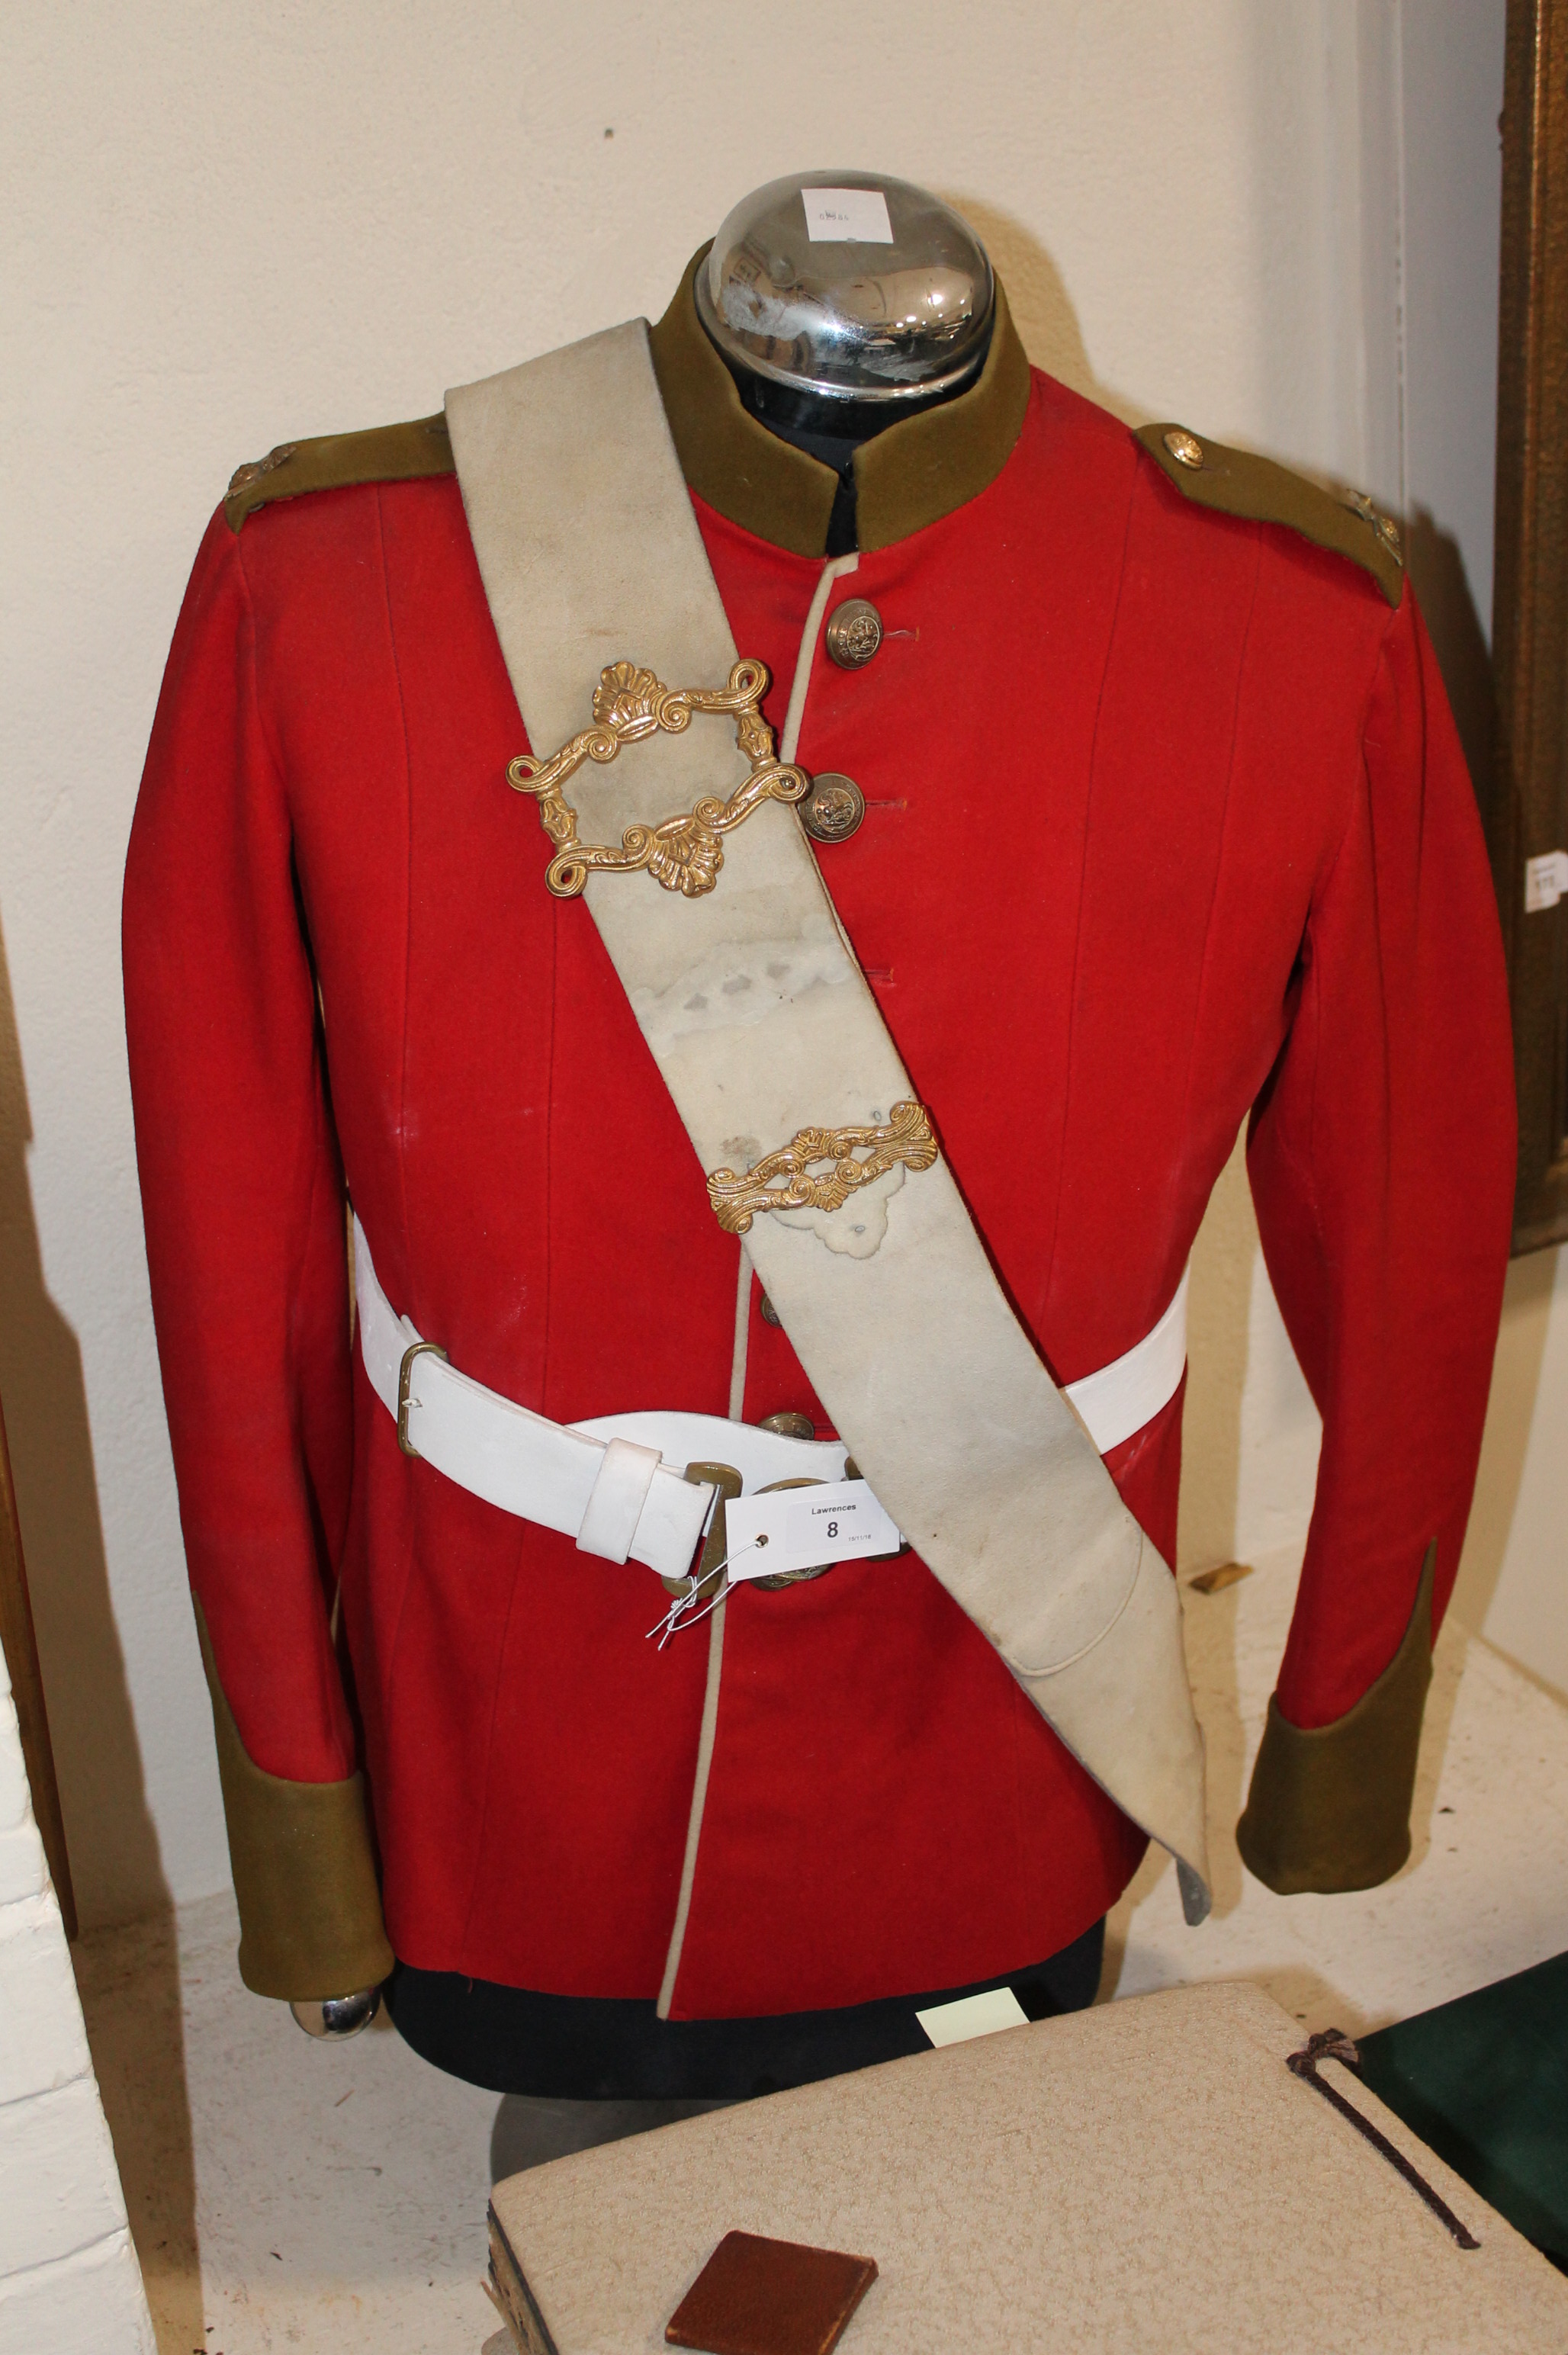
[
  {"left": 397, "top": 1339, "right": 448, "bottom": 1458},
  {"left": 664, "top": 1460, "right": 743, "bottom": 1603},
  {"left": 748, "top": 1477, "right": 839, "bottom": 1589},
  {"left": 706, "top": 1100, "right": 939, "bottom": 1235},
  {"left": 507, "top": 658, "right": 811, "bottom": 900}
]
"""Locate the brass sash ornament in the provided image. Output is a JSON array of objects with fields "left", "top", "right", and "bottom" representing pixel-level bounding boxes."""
[
  {"left": 507, "top": 658, "right": 810, "bottom": 898},
  {"left": 707, "top": 1101, "right": 939, "bottom": 1235}
]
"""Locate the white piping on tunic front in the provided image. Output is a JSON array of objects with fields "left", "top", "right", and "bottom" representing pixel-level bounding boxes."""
[
  {"left": 655, "top": 557, "right": 851, "bottom": 2018},
  {"left": 726, "top": 1245, "right": 752, "bottom": 1422},
  {"left": 779, "top": 552, "right": 859, "bottom": 766}
]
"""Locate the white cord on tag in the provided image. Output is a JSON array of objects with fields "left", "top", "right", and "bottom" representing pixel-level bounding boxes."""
[{"left": 644, "top": 1538, "right": 770, "bottom": 1648}]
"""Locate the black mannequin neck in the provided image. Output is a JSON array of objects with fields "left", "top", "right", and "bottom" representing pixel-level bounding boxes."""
[{"left": 724, "top": 345, "right": 990, "bottom": 556}]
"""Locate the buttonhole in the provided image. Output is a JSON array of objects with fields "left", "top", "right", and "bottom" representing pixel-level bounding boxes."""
[
  {"left": 863, "top": 966, "right": 894, "bottom": 985},
  {"left": 865, "top": 798, "right": 908, "bottom": 812}
]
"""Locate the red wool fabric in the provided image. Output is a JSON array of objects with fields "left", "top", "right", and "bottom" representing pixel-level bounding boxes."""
[{"left": 123, "top": 367, "right": 1514, "bottom": 2017}]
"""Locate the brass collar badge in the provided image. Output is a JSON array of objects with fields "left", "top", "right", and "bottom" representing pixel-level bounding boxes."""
[
  {"left": 508, "top": 658, "right": 810, "bottom": 899},
  {"left": 1340, "top": 486, "right": 1404, "bottom": 561},
  {"left": 707, "top": 1102, "right": 938, "bottom": 1234}
]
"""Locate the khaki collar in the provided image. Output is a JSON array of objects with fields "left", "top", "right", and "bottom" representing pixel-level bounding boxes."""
[{"left": 648, "top": 247, "right": 1032, "bottom": 556}]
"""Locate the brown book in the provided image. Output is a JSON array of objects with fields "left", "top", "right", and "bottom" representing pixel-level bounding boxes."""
[{"left": 664, "top": 2229, "right": 876, "bottom": 2355}]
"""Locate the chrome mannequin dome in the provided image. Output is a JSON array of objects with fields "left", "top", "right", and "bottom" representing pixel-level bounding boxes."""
[{"left": 695, "top": 170, "right": 993, "bottom": 405}]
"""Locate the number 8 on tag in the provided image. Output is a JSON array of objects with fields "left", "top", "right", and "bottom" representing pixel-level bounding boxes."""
[{"left": 723, "top": 1481, "right": 902, "bottom": 1584}]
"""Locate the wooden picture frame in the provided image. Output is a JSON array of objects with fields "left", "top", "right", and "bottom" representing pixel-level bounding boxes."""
[{"left": 1493, "top": 0, "right": 1568, "bottom": 1254}]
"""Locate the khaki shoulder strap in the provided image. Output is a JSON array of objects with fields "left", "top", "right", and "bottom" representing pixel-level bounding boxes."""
[
  {"left": 223, "top": 413, "right": 454, "bottom": 532},
  {"left": 1136, "top": 422, "right": 1406, "bottom": 606},
  {"left": 445, "top": 324, "right": 1210, "bottom": 1920}
]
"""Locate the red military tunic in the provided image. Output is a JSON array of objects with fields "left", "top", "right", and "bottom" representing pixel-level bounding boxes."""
[{"left": 123, "top": 270, "right": 1514, "bottom": 2019}]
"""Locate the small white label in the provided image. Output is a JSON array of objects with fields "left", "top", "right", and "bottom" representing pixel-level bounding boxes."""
[
  {"left": 915, "top": 1987, "right": 1030, "bottom": 2048},
  {"left": 802, "top": 187, "right": 895, "bottom": 244},
  {"left": 1525, "top": 850, "right": 1568, "bottom": 912},
  {"left": 723, "top": 1480, "right": 902, "bottom": 1583}
]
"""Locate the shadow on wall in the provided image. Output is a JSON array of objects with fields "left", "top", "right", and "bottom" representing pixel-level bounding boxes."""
[
  {"left": 939, "top": 194, "right": 1144, "bottom": 423},
  {"left": 1402, "top": 511, "right": 1555, "bottom": 1654},
  {"left": 1403, "top": 508, "right": 1499, "bottom": 847},
  {"left": 1451, "top": 1247, "right": 1558, "bottom": 1636},
  {"left": 0, "top": 904, "right": 165, "bottom": 1927},
  {"left": 72, "top": 1907, "right": 202, "bottom": 2355}
]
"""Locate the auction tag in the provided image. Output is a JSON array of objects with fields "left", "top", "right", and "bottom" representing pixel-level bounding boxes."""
[
  {"left": 802, "top": 187, "right": 895, "bottom": 244},
  {"left": 723, "top": 1481, "right": 902, "bottom": 1583},
  {"left": 1525, "top": 849, "right": 1568, "bottom": 912}
]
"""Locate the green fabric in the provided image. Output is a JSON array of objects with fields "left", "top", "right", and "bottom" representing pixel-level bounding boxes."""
[
  {"left": 1236, "top": 1545, "right": 1434, "bottom": 1894},
  {"left": 194, "top": 1600, "right": 394, "bottom": 2000},
  {"left": 1135, "top": 422, "right": 1406, "bottom": 606},
  {"left": 651, "top": 246, "right": 1033, "bottom": 557},
  {"left": 1357, "top": 1952, "right": 1568, "bottom": 2268},
  {"left": 224, "top": 413, "right": 455, "bottom": 532}
]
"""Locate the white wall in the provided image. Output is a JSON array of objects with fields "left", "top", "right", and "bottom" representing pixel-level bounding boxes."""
[
  {"left": 0, "top": 1639, "right": 153, "bottom": 2351},
  {"left": 2, "top": 0, "right": 1557, "bottom": 1928}
]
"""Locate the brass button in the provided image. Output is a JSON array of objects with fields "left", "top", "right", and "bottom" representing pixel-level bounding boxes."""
[
  {"left": 825, "top": 598, "right": 883, "bottom": 670},
  {"left": 759, "top": 1293, "right": 782, "bottom": 1327},
  {"left": 801, "top": 772, "right": 866, "bottom": 845},
  {"left": 760, "top": 1410, "right": 815, "bottom": 1440},
  {"left": 1163, "top": 428, "right": 1204, "bottom": 470},
  {"left": 227, "top": 441, "right": 299, "bottom": 495}
]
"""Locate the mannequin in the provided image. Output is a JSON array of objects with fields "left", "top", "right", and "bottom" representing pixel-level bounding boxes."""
[
  {"left": 693, "top": 170, "right": 994, "bottom": 554},
  {"left": 124, "top": 159, "right": 1512, "bottom": 2116}
]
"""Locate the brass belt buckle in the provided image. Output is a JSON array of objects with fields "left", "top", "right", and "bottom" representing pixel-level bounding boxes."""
[
  {"left": 667, "top": 1455, "right": 845, "bottom": 1599},
  {"left": 397, "top": 1339, "right": 448, "bottom": 1458},
  {"left": 749, "top": 1477, "right": 838, "bottom": 1589},
  {"left": 507, "top": 657, "right": 811, "bottom": 900},
  {"left": 666, "top": 1461, "right": 743, "bottom": 1602}
]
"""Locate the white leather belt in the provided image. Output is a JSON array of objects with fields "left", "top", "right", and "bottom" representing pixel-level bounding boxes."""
[{"left": 352, "top": 1218, "right": 1187, "bottom": 1584}]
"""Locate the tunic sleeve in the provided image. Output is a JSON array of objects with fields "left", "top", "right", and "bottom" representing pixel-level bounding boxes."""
[
  {"left": 124, "top": 509, "right": 390, "bottom": 1996},
  {"left": 1237, "top": 586, "right": 1515, "bottom": 1893}
]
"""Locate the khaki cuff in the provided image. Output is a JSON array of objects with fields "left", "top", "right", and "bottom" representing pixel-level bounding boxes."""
[
  {"left": 1235, "top": 1544, "right": 1435, "bottom": 1895},
  {"left": 194, "top": 1601, "right": 394, "bottom": 2000}
]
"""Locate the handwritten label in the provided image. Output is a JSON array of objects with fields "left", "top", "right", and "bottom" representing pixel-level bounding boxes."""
[
  {"left": 724, "top": 1480, "right": 902, "bottom": 1582},
  {"left": 802, "top": 188, "right": 895, "bottom": 244},
  {"left": 1525, "top": 850, "right": 1568, "bottom": 913}
]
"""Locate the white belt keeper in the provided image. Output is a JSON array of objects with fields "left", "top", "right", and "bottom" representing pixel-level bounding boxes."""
[{"left": 576, "top": 1436, "right": 662, "bottom": 1563}]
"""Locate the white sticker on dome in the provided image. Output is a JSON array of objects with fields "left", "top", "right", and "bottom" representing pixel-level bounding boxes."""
[{"left": 802, "top": 188, "right": 894, "bottom": 243}]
